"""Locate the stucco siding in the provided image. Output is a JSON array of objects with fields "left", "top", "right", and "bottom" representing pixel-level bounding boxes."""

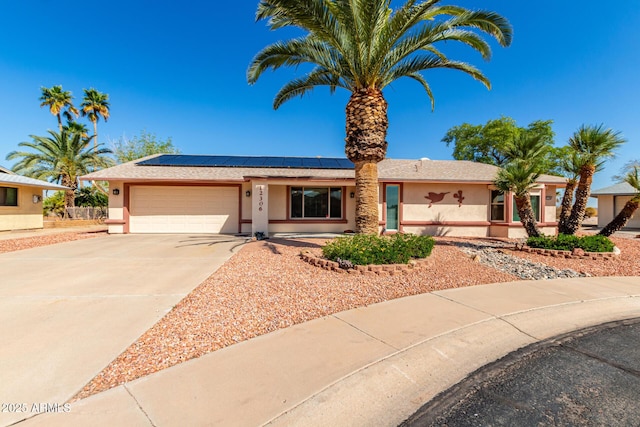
[
  {"left": 596, "top": 195, "right": 615, "bottom": 228},
  {"left": 401, "top": 183, "right": 490, "bottom": 223},
  {"left": 0, "top": 184, "right": 44, "bottom": 231},
  {"left": 107, "top": 181, "right": 125, "bottom": 233},
  {"left": 403, "top": 225, "right": 489, "bottom": 237},
  {"left": 268, "top": 185, "right": 287, "bottom": 220}
]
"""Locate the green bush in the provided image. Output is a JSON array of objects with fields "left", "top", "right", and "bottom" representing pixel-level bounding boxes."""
[
  {"left": 578, "top": 235, "right": 614, "bottom": 252},
  {"left": 322, "top": 233, "right": 435, "bottom": 265},
  {"left": 526, "top": 234, "right": 614, "bottom": 253}
]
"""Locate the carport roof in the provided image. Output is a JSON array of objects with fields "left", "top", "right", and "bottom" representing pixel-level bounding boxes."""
[
  {"left": 591, "top": 182, "right": 638, "bottom": 196},
  {"left": 81, "top": 154, "right": 567, "bottom": 185},
  {"left": 0, "top": 168, "right": 68, "bottom": 190}
]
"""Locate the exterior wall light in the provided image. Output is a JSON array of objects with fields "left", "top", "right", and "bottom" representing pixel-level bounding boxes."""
[
  {"left": 112, "top": 189, "right": 120, "bottom": 196},
  {"left": 350, "top": 192, "right": 355, "bottom": 199},
  {"left": 32, "top": 194, "right": 42, "bottom": 204},
  {"left": 246, "top": 190, "right": 251, "bottom": 197}
]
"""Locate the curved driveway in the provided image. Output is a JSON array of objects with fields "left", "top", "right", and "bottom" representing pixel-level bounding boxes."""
[{"left": 0, "top": 234, "right": 245, "bottom": 427}]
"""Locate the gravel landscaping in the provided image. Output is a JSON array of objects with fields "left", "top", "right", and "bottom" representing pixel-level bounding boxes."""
[
  {"left": 0, "top": 231, "right": 103, "bottom": 253},
  {"left": 73, "top": 234, "right": 640, "bottom": 400}
]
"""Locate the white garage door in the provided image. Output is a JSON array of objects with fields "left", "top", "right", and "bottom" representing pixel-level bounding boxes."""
[{"left": 129, "top": 186, "right": 239, "bottom": 234}]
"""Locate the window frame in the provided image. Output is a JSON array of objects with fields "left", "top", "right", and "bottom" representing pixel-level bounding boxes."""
[
  {"left": 490, "top": 190, "right": 505, "bottom": 222},
  {"left": 512, "top": 194, "right": 541, "bottom": 222},
  {"left": 289, "top": 186, "right": 343, "bottom": 220},
  {"left": 0, "top": 186, "right": 18, "bottom": 207}
]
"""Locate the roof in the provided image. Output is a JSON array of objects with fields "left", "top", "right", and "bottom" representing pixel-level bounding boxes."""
[
  {"left": 81, "top": 154, "right": 567, "bottom": 186},
  {"left": 0, "top": 169, "right": 68, "bottom": 190},
  {"left": 591, "top": 182, "right": 639, "bottom": 196}
]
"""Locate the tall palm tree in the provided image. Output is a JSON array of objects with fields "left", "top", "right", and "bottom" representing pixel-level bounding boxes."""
[
  {"left": 561, "top": 124, "right": 626, "bottom": 235},
  {"left": 39, "top": 85, "right": 79, "bottom": 132},
  {"left": 6, "top": 130, "right": 113, "bottom": 209},
  {"left": 248, "top": 0, "right": 512, "bottom": 234},
  {"left": 494, "top": 135, "right": 548, "bottom": 237},
  {"left": 80, "top": 88, "right": 111, "bottom": 151},
  {"left": 598, "top": 167, "right": 640, "bottom": 237}
]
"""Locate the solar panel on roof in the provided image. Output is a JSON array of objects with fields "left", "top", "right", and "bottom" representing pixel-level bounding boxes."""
[{"left": 136, "top": 155, "right": 354, "bottom": 170}]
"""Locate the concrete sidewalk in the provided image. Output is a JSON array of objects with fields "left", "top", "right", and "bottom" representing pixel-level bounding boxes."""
[{"left": 17, "top": 276, "right": 640, "bottom": 427}]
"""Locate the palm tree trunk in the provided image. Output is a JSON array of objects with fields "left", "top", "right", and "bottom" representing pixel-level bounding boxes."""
[
  {"left": 598, "top": 197, "right": 639, "bottom": 237},
  {"left": 57, "top": 114, "right": 63, "bottom": 132},
  {"left": 61, "top": 176, "right": 76, "bottom": 212},
  {"left": 558, "top": 180, "right": 576, "bottom": 234},
  {"left": 514, "top": 194, "right": 542, "bottom": 237},
  {"left": 92, "top": 120, "right": 98, "bottom": 152},
  {"left": 564, "top": 164, "right": 595, "bottom": 235},
  {"left": 344, "top": 88, "right": 388, "bottom": 234}
]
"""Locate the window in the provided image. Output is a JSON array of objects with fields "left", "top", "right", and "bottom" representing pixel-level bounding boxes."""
[
  {"left": 0, "top": 187, "right": 18, "bottom": 206},
  {"left": 513, "top": 195, "right": 540, "bottom": 222},
  {"left": 291, "top": 187, "right": 342, "bottom": 219},
  {"left": 386, "top": 185, "right": 399, "bottom": 230},
  {"left": 490, "top": 190, "right": 504, "bottom": 221}
]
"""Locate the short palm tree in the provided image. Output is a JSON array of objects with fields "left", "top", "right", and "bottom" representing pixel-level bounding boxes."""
[
  {"left": 598, "top": 167, "right": 640, "bottom": 237},
  {"left": 80, "top": 88, "right": 111, "bottom": 151},
  {"left": 248, "top": 0, "right": 512, "bottom": 234},
  {"left": 494, "top": 135, "right": 549, "bottom": 238},
  {"left": 561, "top": 124, "right": 626, "bottom": 235},
  {"left": 557, "top": 152, "right": 594, "bottom": 232},
  {"left": 6, "top": 130, "right": 113, "bottom": 209},
  {"left": 39, "top": 85, "right": 79, "bottom": 132}
]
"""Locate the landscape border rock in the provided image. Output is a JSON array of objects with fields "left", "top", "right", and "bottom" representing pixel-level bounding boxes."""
[
  {"left": 299, "top": 250, "right": 431, "bottom": 276},
  {"left": 517, "top": 246, "right": 619, "bottom": 260}
]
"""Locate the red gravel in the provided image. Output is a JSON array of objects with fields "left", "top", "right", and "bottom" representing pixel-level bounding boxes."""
[
  {"left": 0, "top": 231, "right": 103, "bottom": 254},
  {"left": 74, "top": 237, "right": 515, "bottom": 400},
  {"left": 68, "top": 234, "right": 639, "bottom": 401}
]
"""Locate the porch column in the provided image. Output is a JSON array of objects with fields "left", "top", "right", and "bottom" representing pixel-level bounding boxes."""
[{"left": 251, "top": 179, "right": 269, "bottom": 236}]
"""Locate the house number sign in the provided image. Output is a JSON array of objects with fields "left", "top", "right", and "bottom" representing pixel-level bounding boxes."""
[{"left": 258, "top": 186, "right": 264, "bottom": 212}]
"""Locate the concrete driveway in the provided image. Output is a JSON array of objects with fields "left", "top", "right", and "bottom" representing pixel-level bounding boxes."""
[{"left": 0, "top": 234, "right": 245, "bottom": 427}]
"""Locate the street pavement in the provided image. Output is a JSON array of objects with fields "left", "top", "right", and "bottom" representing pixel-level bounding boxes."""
[{"left": 402, "top": 318, "right": 640, "bottom": 426}]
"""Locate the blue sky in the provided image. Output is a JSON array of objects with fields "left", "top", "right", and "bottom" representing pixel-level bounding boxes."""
[{"left": 0, "top": 1, "right": 638, "bottom": 192}]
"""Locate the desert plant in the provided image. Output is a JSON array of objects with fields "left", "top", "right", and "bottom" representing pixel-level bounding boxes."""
[
  {"left": 526, "top": 234, "right": 613, "bottom": 252},
  {"left": 322, "top": 233, "right": 435, "bottom": 265}
]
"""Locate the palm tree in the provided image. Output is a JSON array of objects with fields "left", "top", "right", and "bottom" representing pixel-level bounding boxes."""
[
  {"left": 63, "top": 120, "right": 90, "bottom": 138},
  {"left": 557, "top": 152, "right": 593, "bottom": 232},
  {"left": 598, "top": 167, "right": 640, "bottom": 237},
  {"left": 248, "top": 0, "right": 512, "bottom": 234},
  {"left": 561, "top": 124, "right": 626, "bottom": 235},
  {"left": 494, "top": 135, "right": 548, "bottom": 237},
  {"left": 39, "top": 85, "right": 79, "bottom": 131},
  {"left": 80, "top": 88, "right": 111, "bottom": 151},
  {"left": 6, "top": 130, "right": 113, "bottom": 209}
]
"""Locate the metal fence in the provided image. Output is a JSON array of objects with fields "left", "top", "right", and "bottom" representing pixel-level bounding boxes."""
[{"left": 64, "top": 207, "right": 108, "bottom": 220}]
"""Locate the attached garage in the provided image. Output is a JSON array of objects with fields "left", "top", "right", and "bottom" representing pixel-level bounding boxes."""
[{"left": 129, "top": 185, "right": 239, "bottom": 234}]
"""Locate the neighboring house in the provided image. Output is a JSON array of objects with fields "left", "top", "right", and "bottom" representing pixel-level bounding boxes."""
[
  {"left": 81, "top": 154, "right": 566, "bottom": 238},
  {"left": 0, "top": 166, "right": 68, "bottom": 231},
  {"left": 591, "top": 182, "right": 640, "bottom": 229}
]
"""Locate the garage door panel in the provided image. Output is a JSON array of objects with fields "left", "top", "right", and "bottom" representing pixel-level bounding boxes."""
[{"left": 130, "top": 186, "right": 239, "bottom": 234}]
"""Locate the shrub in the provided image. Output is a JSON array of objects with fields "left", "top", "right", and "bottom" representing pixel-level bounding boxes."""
[
  {"left": 526, "top": 234, "right": 614, "bottom": 253},
  {"left": 322, "top": 233, "right": 435, "bottom": 265},
  {"left": 584, "top": 207, "right": 598, "bottom": 218},
  {"left": 578, "top": 234, "right": 614, "bottom": 252}
]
